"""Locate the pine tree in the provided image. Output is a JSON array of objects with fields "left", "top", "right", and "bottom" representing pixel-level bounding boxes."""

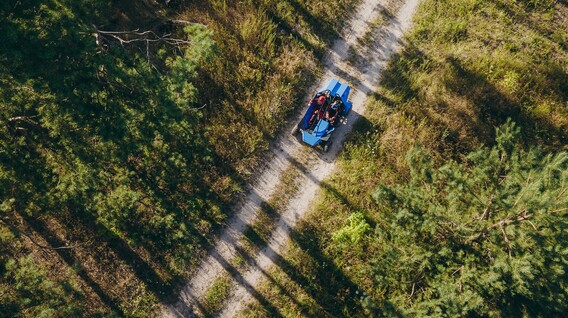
[
  {"left": 367, "top": 121, "right": 567, "bottom": 316},
  {"left": 1, "top": 2, "right": 219, "bottom": 311}
]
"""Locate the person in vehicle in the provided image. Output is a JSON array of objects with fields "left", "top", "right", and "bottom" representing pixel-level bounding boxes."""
[
  {"left": 308, "top": 95, "right": 327, "bottom": 127},
  {"left": 325, "top": 100, "right": 340, "bottom": 126}
]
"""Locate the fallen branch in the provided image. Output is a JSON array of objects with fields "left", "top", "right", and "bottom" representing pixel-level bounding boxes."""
[
  {"left": 9, "top": 116, "right": 38, "bottom": 125},
  {"left": 170, "top": 20, "right": 206, "bottom": 27},
  {"left": 479, "top": 193, "right": 494, "bottom": 221},
  {"left": 94, "top": 26, "right": 191, "bottom": 49}
]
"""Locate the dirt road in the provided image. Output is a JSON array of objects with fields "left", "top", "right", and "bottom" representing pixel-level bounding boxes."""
[{"left": 163, "top": 0, "right": 420, "bottom": 316}]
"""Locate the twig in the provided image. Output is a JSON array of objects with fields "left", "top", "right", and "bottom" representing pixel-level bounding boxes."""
[
  {"left": 93, "top": 25, "right": 192, "bottom": 67},
  {"left": 499, "top": 223, "right": 512, "bottom": 256},
  {"left": 488, "top": 211, "right": 531, "bottom": 230},
  {"left": 9, "top": 116, "right": 38, "bottom": 125},
  {"left": 512, "top": 172, "right": 531, "bottom": 209},
  {"left": 526, "top": 219, "right": 537, "bottom": 231},
  {"left": 480, "top": 194, "right": 494, "bottom": 221},
  {"left": 549, "top": 207, "right": 568, "bottom": 214}
]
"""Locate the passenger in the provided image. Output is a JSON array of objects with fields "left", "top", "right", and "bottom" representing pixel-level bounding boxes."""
[
  {"left": 308, "top": 95, "right": 328, "bottom": 127},
  {"left": 326, "top": 101, "right": 340, "bottom": 125}
]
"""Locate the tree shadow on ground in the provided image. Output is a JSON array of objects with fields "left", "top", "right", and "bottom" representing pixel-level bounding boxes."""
[
  {"left": 286, "top": 0, "right": 343, "bottom": 46},
  {"left": 442, "top": 56, "right": 568, "bottom": 148},
  {"left": 232, "top": 152, "right": 369, "bottom": 315},
  {"left": 287, "top": 224, "right": 365, "bottom": 316},
  {"left": 264, "top": 9, "right": 322, "bottom": 57},
  {"left": 17, "top": 213, "right": 125, "bottom": 316},
  {"left": 205, "top": 240, "right": 285, "bottom": 318},
  {"left": 240, "top": 222, "right": 363, "bottom": 317},
  {"left": 380, "top": 41, "right": 568, "bottom": 153},
  {"left": 55, "top": 205, "right": 200, "bottom": 307}
]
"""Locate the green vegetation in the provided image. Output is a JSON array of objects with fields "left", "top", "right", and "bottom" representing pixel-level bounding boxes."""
[
  {"left": 0, "top": 0, "right": 358, "bottom": 315},
  {"left": 365, "top": 122, "right": 566, "bottom": 316},
  {"left": 202, "top": 274, "right": 232, "bottom": 315},
  {"left": 0, "top": 242, "right": 85, "bottom": 317},
  {"left": 238, "top": 0, "right": 568, "bottom": 316}
]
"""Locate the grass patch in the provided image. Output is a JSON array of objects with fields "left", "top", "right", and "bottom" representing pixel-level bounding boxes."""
[{"left": 202, "top": 274, "right": 232, "bottom": 316}]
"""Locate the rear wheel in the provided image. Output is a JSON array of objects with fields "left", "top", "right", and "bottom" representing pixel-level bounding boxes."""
[
  {"left": 323, "top": 141, "right": 332, "bottom": 152},
  {"left": 292, "top": 124, "right": 300, "bottom": 136}
]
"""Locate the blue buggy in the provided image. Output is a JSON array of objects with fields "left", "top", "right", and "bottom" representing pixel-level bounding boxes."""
[{"left": 294, "top": 79, "right": 353, "bottom": 152}]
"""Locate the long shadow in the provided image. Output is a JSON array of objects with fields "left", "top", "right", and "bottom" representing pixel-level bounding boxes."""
[
  {"left": 250, "top": 221, "right": 367, "bottom": 316},
  {"left": 287, "top": 0, "right": 339, "bottom": 45},
  {"left": 381, "top": 41, "right": 568, "bottom": 150},
  {"left": 286, "top": 156, "right": 362, "bottom": 213},
  {"left": 344, "top": 3, "right": 396, "bottom": 66},
  {"left": 237, "top": 230, "right": 328, "bottom": 317},
  {"left": 371, "top": 91, "right": 398, "bottom": 109},
  {"left": 60, "top": 204, "right": 197, "bottom": 307},
  {"left": 182, "top": 181, "right": 350, "bottom": 316},
  {"left": 288, "top": 220, "right": 401, "bottom": 316},
  {"left": 240, "top": 225, "right": 338, "bottom": 316},
  {"left": 226, "top": 242, "right": 314, "bottom": 317},
  {"left": 443, "top": 56, "right": 568, "bottom": 147},
  {"left": 264, "top": 9, "right": 321, "bottom": 57},
  {"left": 18, "top": 214, "right": 125, "bottom": 316},
  {"left": 494, "top": 0, "right": 568, "bottom": 58},
  {"left": 167, "top": 212, "right": 285, "bottom": 317},
  {"left": 89, "top": 219, "right": 180, "bottom": 303},
  {"left": 379, "top": 43, "right": 428, "bottom": 103},
  {"left": 106, "top": 235, "right": 174, "bottom": 301},
  {"left": 206, "top": 245, "right": 285, "bottom": 318},
  {"left": 256, "top": 265, "right": 316, "bottom": 317},
  {"left": 329, "top": 64, "right": 373, "bottom": 94},
  {"left": 236, "top": 177, "right": 366, "bottom": 316},
  {"left": 319, "top": 181, "right": 376, "bottom": 228}
]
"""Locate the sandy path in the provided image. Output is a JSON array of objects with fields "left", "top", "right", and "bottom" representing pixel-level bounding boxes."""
[{"left": 163, "top": 0, "right": 420, "bottom": 316}]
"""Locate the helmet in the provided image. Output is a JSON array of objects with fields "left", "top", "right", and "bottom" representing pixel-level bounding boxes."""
[{"left": 317, "top": 96, "right": 326, "bottom": 105}]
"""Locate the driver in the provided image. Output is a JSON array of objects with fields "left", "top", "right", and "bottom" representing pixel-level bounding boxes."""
[{"left": 308, "top": 95, "right": 327, "bottom": 127}]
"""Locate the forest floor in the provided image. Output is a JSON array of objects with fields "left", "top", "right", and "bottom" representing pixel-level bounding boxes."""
[{"left": 163, "top": 0, "right": 420, "bottom": 316}]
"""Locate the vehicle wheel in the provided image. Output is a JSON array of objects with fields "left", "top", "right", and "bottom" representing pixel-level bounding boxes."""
[
  {"left": 292, "top": 124, "right": 300, "bottom": 136},
  {"left": 323, "top": 141, "right": 332, "bottom": 152}
]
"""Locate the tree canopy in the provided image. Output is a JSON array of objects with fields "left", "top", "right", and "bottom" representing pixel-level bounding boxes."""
[
  {"left": 1, "top": 0, "right": 221, "bottom": 314},
  {"left": 364, "top": 121, "right": 567, "bottom": 316}
]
